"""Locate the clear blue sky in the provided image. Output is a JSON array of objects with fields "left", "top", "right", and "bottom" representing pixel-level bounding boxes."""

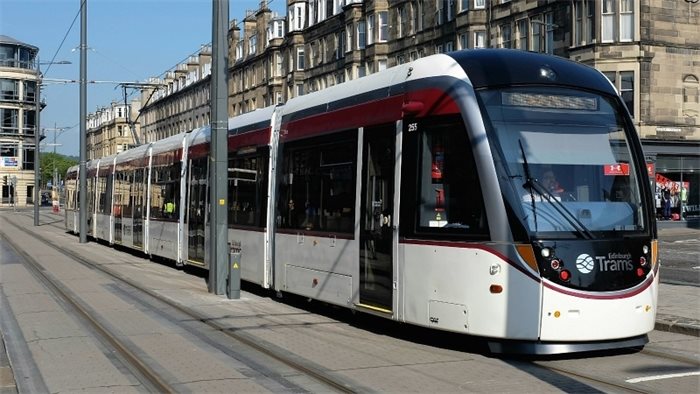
[{"left": 0, "top": 0, "right": 285, "bottom": 156}]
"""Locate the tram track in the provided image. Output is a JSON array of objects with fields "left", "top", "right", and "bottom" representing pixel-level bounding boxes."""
[
  {"left": 8, "top": 210, "right": 699, "bottom": 393},
  {"left": 0, "top": 224, "right": 175, "bottom": 393},
  {"left": 529, "top": 361, "right": 653, "bottom": 393},
  {"left": 2, "top": 213, "right": 358, "bottom": 393},
  {"left": 527, "top": 341, "right": 700, "bottom": 393}
]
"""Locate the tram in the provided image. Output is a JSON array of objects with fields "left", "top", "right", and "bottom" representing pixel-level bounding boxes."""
[{"left": 65, "top": 49, "right": 658, "bottom": 354}]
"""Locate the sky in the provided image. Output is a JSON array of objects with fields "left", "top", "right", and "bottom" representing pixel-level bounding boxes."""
[{"left": 0, "top": 0, "right": 286, "bottom": 156}]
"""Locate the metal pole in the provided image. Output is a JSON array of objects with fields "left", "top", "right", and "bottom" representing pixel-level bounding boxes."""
[
  {"left": 53, "top": 122, "right": 57, "bottom": 188},
  {"left": 34, "top": 57, "right": 41, "bottom": 226},
  {"left": 208, "top": 0, "right": 229, "bottom": 295},
  {"left": 79, "top": 0, "right": 88, "bottom": 243}
]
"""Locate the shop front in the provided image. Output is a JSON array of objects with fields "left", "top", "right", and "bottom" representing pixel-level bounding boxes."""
[{"left": 643, "top": 140, "right": 700, "bottom": 221}]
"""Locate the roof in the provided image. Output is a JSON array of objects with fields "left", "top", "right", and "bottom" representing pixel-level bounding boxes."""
[{"left": 0, "top": 35, "right": 39, "bottom": 52}]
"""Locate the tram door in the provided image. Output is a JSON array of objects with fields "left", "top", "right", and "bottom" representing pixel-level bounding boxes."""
[
  {"left": 359, "top": 126, "right": 395, "bottom": 311},
  {"left": 187, "top": 158, "right": 207, "bottom": 264}
]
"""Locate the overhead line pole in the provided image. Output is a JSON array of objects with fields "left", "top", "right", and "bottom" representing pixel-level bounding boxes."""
[
  {"left": 79, "top": 0, "right": 88, "bottom": 243},
  {"left": 209, "top": 0, "right": 229, "bottom": 295},
  {"left": 34, "top": 57, "right": 41, "bottom": 226}
]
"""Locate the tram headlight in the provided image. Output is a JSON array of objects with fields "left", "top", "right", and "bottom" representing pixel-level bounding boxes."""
[
  {"left": 541, "top": 247, "right": 552, "bottom": 258},
  {"left": 642, "top": 245, "right": 649, "bottom": 255},
  {"left": 639, "top": 256, "right": 648, "bottom": 267}
]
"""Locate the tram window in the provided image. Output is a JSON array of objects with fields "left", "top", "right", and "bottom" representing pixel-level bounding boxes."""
[
  {"left": 97, "top": 174, "right": 109, "bottom": 214},
  {"left": 120, "top": 171, "right": 133, "bottom": 217},
  {"left": 277, "top": 131, "right": 357, "bottom": 233},
  {"left": 402, "top": 116, "right": 488, "bottom": 238},
  {"left": 228, "top": 148, "right": 268, "bottom": 228},
  {"left": 150, "top": 161, "right": 181, "bottom": 220},
  {"left": 132, "top": 169, "right": 145, "bottom": 216}
]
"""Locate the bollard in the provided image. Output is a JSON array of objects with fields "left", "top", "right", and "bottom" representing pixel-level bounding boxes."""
[{"left": 227, "top": 241, "right": 241, "bottom": 299}]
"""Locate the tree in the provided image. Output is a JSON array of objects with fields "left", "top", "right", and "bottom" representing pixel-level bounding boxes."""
[{"left": 39, "top": 152, "right": 78, "bottom": 189}]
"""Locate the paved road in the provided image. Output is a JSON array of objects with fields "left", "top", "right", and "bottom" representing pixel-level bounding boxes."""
[{"left": 658, "top": 227, "right": 700, "bottom": 286}]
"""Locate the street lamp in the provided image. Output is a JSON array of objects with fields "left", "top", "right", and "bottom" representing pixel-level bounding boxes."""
[{"left": 34, "top": 59, "right": 72, "bottom": 226}]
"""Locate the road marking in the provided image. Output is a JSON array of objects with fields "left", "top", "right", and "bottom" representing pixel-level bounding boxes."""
[{"left": 626, "top": 371, "right": 700, "bottom": 383}]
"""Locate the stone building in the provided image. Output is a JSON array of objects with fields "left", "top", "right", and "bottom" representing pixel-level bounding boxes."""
[
  {"left": 130, "top": 0, "right": 698, "bottom": 218},
  {"left": 137, "top": 46, "right": 212, "bottom": 143},
  {"left": 0, "top": 35, "right": 39, "bottom": 207},
  {"left": 86, "top": 100, "right": 142, "bottom": 160}
]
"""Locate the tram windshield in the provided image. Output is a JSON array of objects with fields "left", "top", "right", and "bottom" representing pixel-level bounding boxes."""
[{"left": 479, "top": 87, "right": 647, "bottom": 237}]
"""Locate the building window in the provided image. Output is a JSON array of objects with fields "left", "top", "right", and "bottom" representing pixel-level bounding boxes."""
[
  {"left": 437, "top": 0, "right": 445, "bottom": 25},
  {"left": 368, "top": 14, "right": 375, "bottom": 45},
  {"left": 475, "top": 0, "right": 485, "bottom": 9},
  {"left": 23, "top": 147, "right": 34, "bottom": 170},
  {"left": 459, "top": 33, "right": 468, "bottom": 50},
  {"left": 309, "top": 0, "right": 316, "bottom": 25},
  {"left": 296, "top": 47, "right": 305, "bottom": 70},
  {"left": 620, "top": 0, "right": 634, "bottom": 41},
  {"left": 249, "top": 34, "right": 257, "bottom": 55},
  {"left": 21, "top": 80, "right": 36, "bottom": 103},
  {"left": 0, "top": 108, "right": 18, "bottom": 134},
  {"left": 295, "top": 83, "right": 304, "bottom": 97},
  {"left": 602, "top": 0, "right": 615, "bottom": 42},
  {"left": 531, "top": 17, "right": 542, "bottom": 52},
  {"left": 358, "top": 20, "right": 366, "bottom": 49},
  {"left": 416, "top": 0, "right": 424, "bottom": 32},
  {"left": 620, "top": 71, "right": 634, "bottom": 117},
  {"left": 236, "top": 40, "right": 244, "bottom": 61},
  {"left": 460, "top": 0, "right": 468, "bottom": 12},
  {"left": 0, "top": 46, "right": 15, "bottom": 67},
  {"left": 0, "top": 79, "right": 18, "bottom": 101},
  {"left": 277, "top": 21, "right": 285, "bottom": 37},
  {"left": 518, "top": 19, "right": 528, "bottom": 50},
  {"left": 335, "top": 33, "right": 345, "bottom": 59},
  {"left": 23, "top": 109, "right": 35, "bottom": 133},
  {"left": 604, "top": 71, "right": 635, "bottom": 118},
  {"left": 500, "top": 24, "right": 512, "bottom": 48},
  {"left": 545, "top": 13, "right": 554, "bottom": 54},
  {"left": 574, "top": 0, "right": 596, "bottom": 46},
  {"left": 346, "top": 24, "right": 353, "bottom": 53},
  {"left": 358, "top": 63, "right": 366, "bottom": 78},
  {"left": 378, "top": 11, "right": 389, "bottom": 42},
  {"left": 474, "top": 31, "right": 486, "bottom": 48},
  {"left": 445, "top": 41, "right": 453, "bottom": 52}
]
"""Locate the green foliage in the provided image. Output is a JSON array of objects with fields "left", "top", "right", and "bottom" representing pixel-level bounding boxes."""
[{"left": 39, "top": 152, "right": 78, "bottom": 186}]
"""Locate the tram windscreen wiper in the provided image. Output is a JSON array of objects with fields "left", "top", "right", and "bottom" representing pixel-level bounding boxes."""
[
  {"left": 519, "top": 140, "right": 539, "bottom": 232},
  {"left": 518, "top": 140, "right": 595, "bottom": 240}
]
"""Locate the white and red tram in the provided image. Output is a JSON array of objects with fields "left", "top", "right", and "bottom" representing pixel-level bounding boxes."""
[{"left": 66, "top": 49, "right": 658, "bottom": 354}]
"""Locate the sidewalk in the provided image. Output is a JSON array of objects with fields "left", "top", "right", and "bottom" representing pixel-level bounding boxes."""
[{"left": 655, "top": 225, "right": 700, "bottom": 336}]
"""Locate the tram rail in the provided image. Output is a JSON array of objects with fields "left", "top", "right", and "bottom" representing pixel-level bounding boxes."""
[
  {"left": 1, "top": 213, "right": 357, "bottom": 393},
  {"left": 0, "top": 223, "right": 175, "bottom": 393}
]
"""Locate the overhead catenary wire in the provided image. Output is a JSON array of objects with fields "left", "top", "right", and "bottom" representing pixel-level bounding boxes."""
[{"left": 43, "top": 0, "right": 85, "bottom": 76}]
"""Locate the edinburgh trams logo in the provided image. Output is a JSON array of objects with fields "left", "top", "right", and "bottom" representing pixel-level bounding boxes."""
[
  {"left": 575, "top": 253, "right": 634, "bottom": 274},
  {"left": 575, "top": 254, "right": 596, "bottom": 274}
]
